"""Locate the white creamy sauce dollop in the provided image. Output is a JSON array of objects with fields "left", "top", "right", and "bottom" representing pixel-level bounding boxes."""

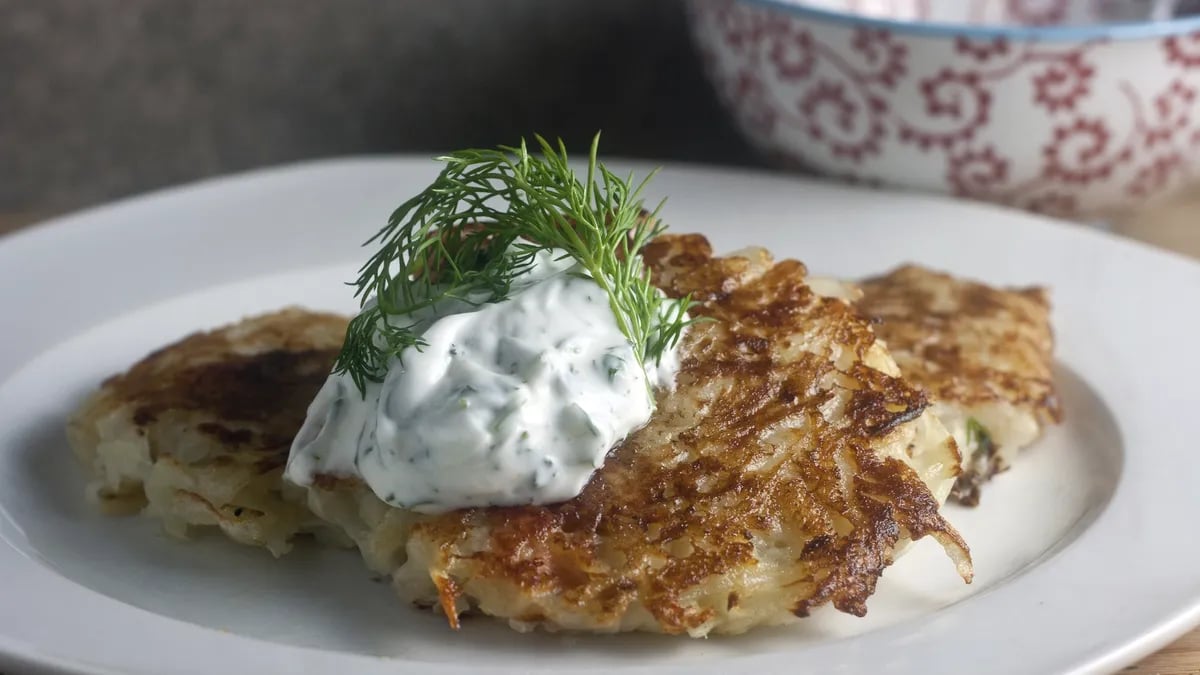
[{"left": 285, "top": 249, "right": 680, "bottom": 513}]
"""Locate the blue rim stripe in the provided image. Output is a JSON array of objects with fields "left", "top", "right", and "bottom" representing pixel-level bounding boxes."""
[{"left": 735, "top": 0, "right": 1200, "bottom": 41}]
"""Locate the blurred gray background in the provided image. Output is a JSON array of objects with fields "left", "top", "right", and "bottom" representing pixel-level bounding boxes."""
[{"left": 1, "top": 0, "right": 759, "bottom": 214}]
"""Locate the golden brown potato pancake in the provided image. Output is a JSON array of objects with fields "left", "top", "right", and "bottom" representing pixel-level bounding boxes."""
[
  {"left": 303, "top": 235, "right": 972, "bottom": 636},
  {"left": 67, "top": 308, "right": 351, "bottom": 555},
  {"left": 857, "top": 265, "right": 1061, "bottom": 506}
]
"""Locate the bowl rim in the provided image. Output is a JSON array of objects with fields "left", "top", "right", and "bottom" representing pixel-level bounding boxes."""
[{"left": 728, "top": 0, "right": 1200, "bottom": 41}]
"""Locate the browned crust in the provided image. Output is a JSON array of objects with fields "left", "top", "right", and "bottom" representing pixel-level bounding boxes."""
[
  {"left": 856, "top": 265, "right": 1061, "bottom": 422},
  {"left": 400, "top": 234, "right": 969, "bottom": 633},
  {"left": 98, "top": 308, "right": 347, "bottom": 466},
  {"left": 70, "top": 308, "right": 353, "bottom": 554},
  {"left": 857, "top": 265, "right": 1060, "bottom": 505},
  {"left": 434, "top": 575, "right": 463, "bottom": 630}
]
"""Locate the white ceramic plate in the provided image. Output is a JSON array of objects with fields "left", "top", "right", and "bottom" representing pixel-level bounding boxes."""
[{"left": 1, "top": 159, "right": 1198, "bottom": 675}]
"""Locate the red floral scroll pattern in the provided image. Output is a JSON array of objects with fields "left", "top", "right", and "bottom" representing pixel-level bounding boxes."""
[
  {"left": 1042, "top": 118, "right": 1132, "bottom": 184},
  {"left": 731, "top": 69, "right": 778, "bottom": 136},
  {"left": 1127, "top": 153, "right": 1185, "bottom": 199},
  {"left": 689, "top": 0, "right": 1200, "bottom": 217},
  {"left": 1164, "top": 33, "right": 1200, "bottom": 68},
  {"left": 800, "top": 80, "right": 887, "bottom": 161},
  {"left": 850, "top": 29, "right": 908, "bottom": 88},
  {"left": 1031, "top": 53, "right": 1094, "bottom": 112},
  {"left": 1145, "top": 81, "right": 1197, "bottom": 147},
  {"left": 767, "top": 22, "right": 816, "bottom": 80},
  {"left": 948, "top": 146, "right": 1010, "bottom": 195},
  {"left": 712, "top": 1, "right": 770, "bottom": 54},
  {"left": 899, "top": 69, "right": 992, "bottom": 149}
]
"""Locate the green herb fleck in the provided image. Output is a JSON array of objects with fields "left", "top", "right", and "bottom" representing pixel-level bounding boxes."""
[
  {"left": 966, "top": 417, "right": 995, "bottom": 457},
  {"left": 602, "top": 353, "right": 626, "bottom": 382}
]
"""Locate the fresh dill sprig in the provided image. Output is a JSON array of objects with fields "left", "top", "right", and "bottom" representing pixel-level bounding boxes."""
[{"left": 333, "top": 133, "right": 697, "bottom": 395}]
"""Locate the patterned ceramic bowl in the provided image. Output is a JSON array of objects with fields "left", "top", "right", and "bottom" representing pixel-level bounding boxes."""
[{"left": 687, "top": 0, "right": 1200, "bottom": 219}]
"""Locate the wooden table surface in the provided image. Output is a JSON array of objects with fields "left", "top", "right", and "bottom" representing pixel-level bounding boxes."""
[{"left": 2, "top": 195, "right": 1199, "bottom": 674}]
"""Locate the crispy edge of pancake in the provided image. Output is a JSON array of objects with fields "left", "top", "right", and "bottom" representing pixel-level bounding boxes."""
[
  {"left": 66, "top": 307, "right": 352, "bottom": 555},
  {"left": 303, "top": 235, "right": 971, "bottom": 636},
  {"left": 856, "top": 265, "right": 1061, "bottom": 506}
]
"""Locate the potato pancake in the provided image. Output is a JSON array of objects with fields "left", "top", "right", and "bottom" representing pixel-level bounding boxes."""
[
  {"left": 67, "top": 308, "right": 352, "bottom": 556},
  {"left": 857, "top": 265, "right": 1061, "bottom": 506}
]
